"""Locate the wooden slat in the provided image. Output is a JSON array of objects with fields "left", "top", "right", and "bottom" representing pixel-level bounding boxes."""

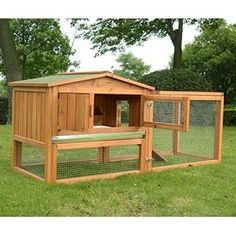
[
  {"left": 18, "top": 91, "right": 24, "bottom": 136},
  {"left": 58, "top": 126, "right": 142, "bottom": 135},
  {"left": 172, "top": 101, "right": 181, "bottom": 155},
  {"left": 31, "top": 92, "right": 37, "bottom": 140},
  {"left": 67, "top": 94, "right": 76, "bottom": 130},
  {"left": 14, "top": 91, "right": 20, "bottom": 135},
  {"left": 13, "top": 87, "right": 47, "bottom": 93},
  {"left": 22, "top": 92, "right": 28, "bottom": 137},
  {"left": 27, "top": 92, "right": 33, "bottom": 139},
  {"left": 41, "top": 93, "right": 46, "bottom": 142},
  {"left": 75, "top": 94, "right": 89, "bottom": 131},
  {"left": 36, "top": 93, "right": 42, "bottom": 141},
  {"left": 143, "top": 121, "right": 183, "bottom": 131},
  {"left": 58, "top": 93, "right": 68, "bottom": 130},
  {"left": 152, "top": 159, "right": 219, "bottom": 172},
  {"left": 57, "top": 138, "right": 143, "bottom": 150},
  {"left": 57, "top": 170, "right": 141, "bottom": 184},
  {"left": 14, "top": 167, "right": 44, "bottom": 181},
  {"left": 129, "top": 96, "right": 141, "bottom": 126},
  {"left": 14, "top": 135, "right": 45, "bottom": 148}
]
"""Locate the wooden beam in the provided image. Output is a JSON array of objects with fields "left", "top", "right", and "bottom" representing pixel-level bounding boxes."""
[
  {"left": 152, "top": 159, "right": 220, "bottom": 172},
  {"left": 14, "top": 167, "right": 44, "bottom": 181},
  {"left": 214, "top": 97, "right": 224, "bottom": 161},
  {"left": 152, "top": 149, "right": 167, "bottom": 162},
  {"left": 57, "top": 138, "right": 143, "bottom": 150},
  {"left": 14, "top": 135, "right": 45, "bottom": 148},
  {"left": 57, "top": 170, "right": 141, "bottom": 184}
]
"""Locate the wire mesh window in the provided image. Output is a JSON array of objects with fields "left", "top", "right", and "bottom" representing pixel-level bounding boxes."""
[
  {"left": 57, "top": 145, "right": 140, "bottom": 180},
  {"left": 20, "top": 144, "right": 45, "bottom": 178},
  {"left": 152, "top": 100, "right": 216, "bottom": 168},
  {"left": 148, "top": 100, "right": 184, "bottom": 125}
]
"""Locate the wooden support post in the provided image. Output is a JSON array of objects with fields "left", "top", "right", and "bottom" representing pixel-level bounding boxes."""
[
  {"left": 12, "top": 140, "right": 22, "bottom": 168},
  {"left": 214, "top": 96, "right": 224, "bottom": 161},
  {"left": 102, "top": 147, "right": 110, "bottom": 162},
  {"left": 44, "top": 88, "right": 55, "bottom": 183},
  {"left": 172, "top": 101, "right": 180, "bottom": 155},
  {"left": 139, "top": 139, "right": 147, "bottom": 172}
]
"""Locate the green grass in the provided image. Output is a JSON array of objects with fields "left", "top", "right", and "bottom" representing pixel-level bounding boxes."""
[{"left": 0, "top": 125, "right": 236, "bottom": 216}]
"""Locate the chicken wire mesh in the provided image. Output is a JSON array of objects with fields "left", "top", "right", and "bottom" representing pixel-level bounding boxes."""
[
  {"left": 152, "top": 100, "right": 216, "bottom": 167},
  {"left": 151, "top": 100, "right": 184, "bottom": 125},
  {"left": 57, "top": 145, "right": 140, "bottom": 180},
  {"left": 20, "top": 144, "right": 45, "bottom": 178}
]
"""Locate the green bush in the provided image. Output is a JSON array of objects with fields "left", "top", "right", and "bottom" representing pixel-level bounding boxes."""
[
  {"left": 0, "top": 96, "right": 8, "bottom": 124},
  {"left": 224, "top": 106, "right": 236, "bottom": 126},
  {"left": 139, "top": 69, "right": 212, "bottom": 91}
]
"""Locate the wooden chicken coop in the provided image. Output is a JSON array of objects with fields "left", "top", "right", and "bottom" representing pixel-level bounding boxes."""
[{"left": 9, "top": 71, "right": 224, "bottom": 183}]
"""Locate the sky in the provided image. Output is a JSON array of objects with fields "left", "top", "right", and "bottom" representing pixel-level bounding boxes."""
[{"left": 60, "top": 19, "right": 200, "bottom": 72}]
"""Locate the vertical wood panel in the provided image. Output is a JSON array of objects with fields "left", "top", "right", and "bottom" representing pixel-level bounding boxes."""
[
  {"left": 36, "top": 93, "right": 42, "bottom": 141},
  {"left": 67, "top": 94, "right": 76, "bottom": 130},
  {"left": 59, "top": 94, "right": 68, "bottom": 130},
  {"left": 129, "top": 96, "right": 141, "bottom": 126},
  {"left": 75, "top": 94, "right": 89, "bottom": 131},
  {"left": 41, "top": 93, "right": 46, "bottom": 142},
  {"left": 32, "top": 92, "right": 37, "bottom": 140},
  {"left": 22, "top": 92, "right": 28, "bottom": 137},
  {"left": 14, "top": 91, "right": 20, "bottom": 135},
  {"left": 27, "top": 92, "right": 33, "bottom": 138},
  {"left": 18, "top": 92, "right": 24, "bottom": 136},
  {"left": 51, "top": 87, "right": 59, "bottom": 136}
]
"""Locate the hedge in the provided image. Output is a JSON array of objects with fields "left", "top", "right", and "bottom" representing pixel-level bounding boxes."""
[
  {"left": 224, "top": 106, "right": 236, "bottom": 126},
  {"left": 139, "top": 69, "right": 213, "bottom": 91},
  {"left": 0, "top": 96, "right": 8, "bottom": 124}
]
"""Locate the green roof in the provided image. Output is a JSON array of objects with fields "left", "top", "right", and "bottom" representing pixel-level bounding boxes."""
[{"left": 15, "top": 74, "right": 95, "bottom": 84}]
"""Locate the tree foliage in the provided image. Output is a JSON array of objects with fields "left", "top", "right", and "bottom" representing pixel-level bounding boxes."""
[
  {"left": 0, "top": 19, "right": 78, "bottom": 80},
  {"left": 139, "top": 69, "right": 212, "bottom": 91},
  {"left": 72, "top": 18, "right": 189, "bottom": 69},
  {"left": 113, "top": 52, "right": 151, "bottom": 81},
  {"left": 182, "top": 21, "right": 236, "bottom": 104},
  {"left": 72, "top": 18, "right": 222, "bottom": 69}
]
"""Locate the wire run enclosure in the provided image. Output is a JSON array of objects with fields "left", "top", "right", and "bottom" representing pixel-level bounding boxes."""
[{"left": 9, "top": 71, "right": 224, "bottom": 183}]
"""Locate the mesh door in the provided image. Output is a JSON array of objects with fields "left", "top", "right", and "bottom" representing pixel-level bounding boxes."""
[{"left": 152, "top": 100, "right": 216, "bottom": 168}]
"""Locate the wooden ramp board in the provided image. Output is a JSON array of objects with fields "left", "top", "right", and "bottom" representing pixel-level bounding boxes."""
[
  {"left": 152, "top": 149, "right": 167, "bottom": 162},
  {"left": 52, "top": 131, "right": 145, "bottom": 144}
]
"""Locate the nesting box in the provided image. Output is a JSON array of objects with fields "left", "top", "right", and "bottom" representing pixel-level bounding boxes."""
[{"left": 9, "top": 71, "right": 224, "bottom": 183}]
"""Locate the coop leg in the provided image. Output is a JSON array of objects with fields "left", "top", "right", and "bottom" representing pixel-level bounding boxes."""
[
  {"left": 45, "top": 144, "right": 57, "bottom": 183},
  {"left": 12, "top": 140, "right": 22, "bottom": 168}
]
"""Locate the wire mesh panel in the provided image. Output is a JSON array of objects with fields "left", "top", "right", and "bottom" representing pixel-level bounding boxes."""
[
  {"left": 152, "top": 100, "right": 216, "bottom": 168},
  {"left": 57, "top": 145, "right": 140, "bottom": 180},
  {"left": 20, "top": 144, "right": 45, "bottom": 178},
  {"left": 152, "top": 101, "right": 183, "bottom": 125}
]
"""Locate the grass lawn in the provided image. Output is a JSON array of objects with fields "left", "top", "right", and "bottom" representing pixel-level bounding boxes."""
[{"left": 0, "top": 125, "right": 236, "bottom": 216}]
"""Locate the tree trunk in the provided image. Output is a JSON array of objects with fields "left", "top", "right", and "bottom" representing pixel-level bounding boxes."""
[
  {"left": 168, "top": 19, "right": 183, "bottom": 69},
  {"left": 0, "top": 19, "right": 22, "bottom": 124},
  {"left": 173, "top": 19, "right": 183, "bottom": 69}
]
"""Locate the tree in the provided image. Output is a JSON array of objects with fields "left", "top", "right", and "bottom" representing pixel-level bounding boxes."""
[
  {"left": 0, "top": 19, "right": 79, "bottom": 80},
  {"left": 113, "top": 52, "right": 151, "bottom": 81},
  {"left": 0, "top": 19, "right": 78, "bottom": 122},
  {"left": 71, "top": 19, "right": 222, "bottom": 69},
  {"left": 0, "top": 19, "right": 22, "bottom": 123},
  {"left": 182, "top": 21, "right": 236, "bottom": 104}
]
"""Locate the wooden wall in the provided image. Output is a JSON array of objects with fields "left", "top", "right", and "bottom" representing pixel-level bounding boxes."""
[
  {"left": 14, "top": 90, "right": 46, "bottom": 142},
  {"left": 58, "top": 93, "right": 89, "bottom": 132}
]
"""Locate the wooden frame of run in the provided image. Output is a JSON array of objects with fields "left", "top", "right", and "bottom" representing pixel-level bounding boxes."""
[{"left": 9, "top": 71, "right": 224, "bottom": 183}]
